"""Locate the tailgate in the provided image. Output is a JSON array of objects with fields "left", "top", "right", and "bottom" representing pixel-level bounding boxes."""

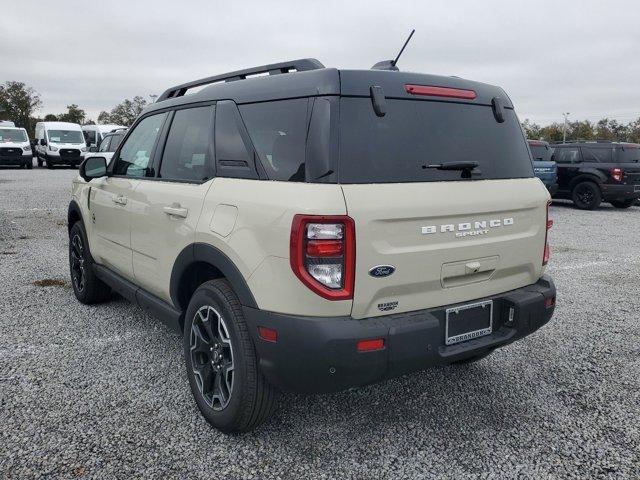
[{"left": 342, "top": 178, "right": 549, "bottom": 319}]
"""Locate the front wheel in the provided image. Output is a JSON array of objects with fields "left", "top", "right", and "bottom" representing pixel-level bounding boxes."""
[
  {"left": 184, "top": 279, "right": 278, "bottom": 433},
  {"left": 69, "top": 222, "right": 111, "bottom": 304},
  {"left": 610, "top": 199, "right": 635, "bottom": 209},
  {"left": 572, "top": 181, "right": 601, "bottom": 210}
]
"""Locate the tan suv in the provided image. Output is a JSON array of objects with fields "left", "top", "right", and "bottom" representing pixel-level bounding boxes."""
[{"left": 68, "top": 59, "right": 556, "bottom": 432}]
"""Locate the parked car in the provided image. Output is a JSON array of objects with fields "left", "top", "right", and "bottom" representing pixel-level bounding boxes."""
[
  {"left": 552, "top": 141, "right": 640, "bottom": 209},
  {"left": 84, "top": 130, "right": 127, "bottom": 166},
  {"left": 0, "top": 120, "right": 16, "bottom": 127},
  {"left": 69, "top": 58, "right": 556, "bottom": 432},
  {"left": 82, "top": 124, "right": 127, "bottom": 150},
  {"left": 35, "top": 121, "right": 87, "bottom": 168},
  {"left": 528, "top": 140, "right": 558, "bottom": 195},
  {"left": 0, "top": 126, "right": 33, "bottom": 169}
]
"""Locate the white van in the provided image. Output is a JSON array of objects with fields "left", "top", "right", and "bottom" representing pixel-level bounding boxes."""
[
  {"left": 0, "top": 126, "right": 32, "bottom": 169},
  {"left": 35, "top": 122, "right": 87, "bottom": 168},
  {"left": 82, "top": 124, "right": 127, "bottom": 149}
]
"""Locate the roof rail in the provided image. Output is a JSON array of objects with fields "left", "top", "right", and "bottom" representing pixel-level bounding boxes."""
[{"left": 156, "top": 58, "right": 325, "bottom": 102}]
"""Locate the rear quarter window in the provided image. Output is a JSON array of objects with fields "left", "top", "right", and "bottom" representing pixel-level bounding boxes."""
[
  {"left": 239, "top": 99, "right": 309, "bottom": 182},
  {"left": 338, "top": 98, "right": 533, "bottom": 183}
]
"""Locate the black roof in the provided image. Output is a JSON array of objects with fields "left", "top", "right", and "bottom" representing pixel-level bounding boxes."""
[{"left": 144, "top": 58, "right": 512, "bottom": 116}]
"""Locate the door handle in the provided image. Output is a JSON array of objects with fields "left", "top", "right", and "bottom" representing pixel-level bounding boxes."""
[
  {"left": 112, "top": 195, "right": 127, "bottom": 206},
  {"left": 163, "top": 203, "right": 188, "bottom": 218}
]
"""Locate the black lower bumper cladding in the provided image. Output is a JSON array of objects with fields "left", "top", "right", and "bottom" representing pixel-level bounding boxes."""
[{"left": 243, "top": 276, "right": 556, "bottom": 393}]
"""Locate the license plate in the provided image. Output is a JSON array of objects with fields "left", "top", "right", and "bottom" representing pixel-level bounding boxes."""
[{"left": 445, "top": 300, "right": 493, "bottom": 346}]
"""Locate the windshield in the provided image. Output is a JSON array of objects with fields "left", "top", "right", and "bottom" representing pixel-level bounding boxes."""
[
  {"left": 48, "top": 130, "right": 84, "bottom": 144},
  {"left": 339, "top": 98, "right": 533, "bottom": 183},
  {"left": 529, "top": 144, "right": 552, "bottom": 161},
  {"left": 0, "top": 129, "right": 27, "bottom": 143}
]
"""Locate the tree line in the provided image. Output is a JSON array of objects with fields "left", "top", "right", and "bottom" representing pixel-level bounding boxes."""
[
  {"left": 2, "top": 80, "right": 640, "bottom": 144},
  {"left": 0, "top": 81, "right": 148, "bottom": 137},
  {"left": 522, "top": 118, "right": 640, "bottom": 144}
]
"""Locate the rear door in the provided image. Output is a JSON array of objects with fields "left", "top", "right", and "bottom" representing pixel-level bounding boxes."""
[
  {"left": 338, "top": 96, "right": 549, "bottom": 319},
  {"left": 129, "top": 105, "right": 214, "bottom": 302}
]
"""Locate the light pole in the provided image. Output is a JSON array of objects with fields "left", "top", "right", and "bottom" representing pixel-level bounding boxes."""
[
  {"left": 562, "top": 112, "right": 570, "bottom": 143},
  {"left": 149, "top": 94, "right": 158, "bottom": 104}
]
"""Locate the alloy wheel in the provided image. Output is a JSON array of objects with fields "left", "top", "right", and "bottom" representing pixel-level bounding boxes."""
[
  {"left": 190, "top": 305, "right": 235, "bottom": 411},
  {"left": 70, "top": 234, "right": 86, "bottom": 293}
]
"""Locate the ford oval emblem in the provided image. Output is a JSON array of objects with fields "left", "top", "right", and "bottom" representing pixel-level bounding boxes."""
[{"left": 369, "top": 265, "right": 395, "bottom": 278}]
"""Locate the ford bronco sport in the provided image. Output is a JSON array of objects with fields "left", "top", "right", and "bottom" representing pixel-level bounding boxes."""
[
  {"left": 68, "top": 59, "right": 556, "bottom": 432},
  {"left": 551, "top": 141, "right": 640, "bottom": 209}
]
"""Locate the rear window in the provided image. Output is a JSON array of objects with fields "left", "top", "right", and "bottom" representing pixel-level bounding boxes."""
[
  {"left": 339, "top": 98, "right": 533, "bottom": 183},
  {"left": 529, "top": 144, "right": 552, "bottom": 161},
  {"left": 617, "top": 146, "right": 640, "bottom": 163}
]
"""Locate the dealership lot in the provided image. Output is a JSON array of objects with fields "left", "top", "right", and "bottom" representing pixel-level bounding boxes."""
[{"left": 1, "top": 167, "right": 638, "bottom": 479}]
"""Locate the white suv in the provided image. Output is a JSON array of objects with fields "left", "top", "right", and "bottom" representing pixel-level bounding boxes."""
[{"left": 68, "top": 59, "right": 556, "bottom": 432}]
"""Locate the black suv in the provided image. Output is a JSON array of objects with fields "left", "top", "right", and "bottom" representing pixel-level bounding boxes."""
[{"left": 552, "top": 141, "right": 640, "bottom": 209}]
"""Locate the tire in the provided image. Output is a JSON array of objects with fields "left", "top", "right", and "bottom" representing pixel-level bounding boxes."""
[
  {"left": 68, "top": 221, "right": 111, "bottom": 304},
  {"left": 610, "top": 199, "right": 635, "bottom": 209},
  {"left": 184, "top": 279, "right": 278, "bottom": 433},
  {"left": 571, "top": 181, "right": 601, "bottom": 210},
  {"left": 452, "top": 349, "right": 494, "bottom": 365}
]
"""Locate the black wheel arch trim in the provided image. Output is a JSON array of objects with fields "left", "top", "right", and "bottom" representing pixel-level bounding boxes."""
[
  {"left": 67, "top": 199, "right": 83, "bottom": 232},
  {"left": 170, "top": 243, "right": 258, "bottom": 311},
  {"left": 569, "top": 173, "right": 604, "bottom": 191}
]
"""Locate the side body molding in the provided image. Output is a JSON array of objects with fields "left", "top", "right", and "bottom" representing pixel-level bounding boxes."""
[{"left": 170, "top": 243, "right": 258, "bottom": 311}]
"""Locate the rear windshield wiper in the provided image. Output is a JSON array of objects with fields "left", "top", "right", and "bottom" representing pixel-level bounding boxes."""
[{"left": 424, "top": 161, "right": 479, "bottom": 171}]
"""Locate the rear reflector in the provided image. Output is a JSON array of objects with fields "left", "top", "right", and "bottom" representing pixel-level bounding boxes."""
[
  {"left": 258, "top": 326, "right": 278, "bottom": 343},
  {"left": 357, "top": 338, "right": 385, "bottom": 352},
  {"left": 545, "top": 296, "right": 556, "bottom": 308},
  {"left": 405, "top": 84, "right": 477, "bottom": 100}
]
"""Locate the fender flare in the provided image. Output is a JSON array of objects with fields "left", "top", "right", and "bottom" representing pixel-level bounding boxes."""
[
  {"left": 568, "top": 173, "right": 604, "bottom": 191},
  {"left": 67, "top": 199, "right": 83, "bottom": 232},
  {"left": 170, "top": 243, "right": 257, "bottom": 310}
]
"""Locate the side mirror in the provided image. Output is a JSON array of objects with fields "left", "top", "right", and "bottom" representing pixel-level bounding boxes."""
[
  {"left": 88, "top": 146, "right": 98, "bottom": 152},
  {"left": 79, "top": 156, "right": 107, "bottom": 182},
  {"left": 39, "top": 139, "right": 47, "bottom": 146}
]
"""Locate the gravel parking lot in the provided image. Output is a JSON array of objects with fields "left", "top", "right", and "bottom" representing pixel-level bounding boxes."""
[{"left": 1, "top": 166, "right": 639, "bottom": 479}]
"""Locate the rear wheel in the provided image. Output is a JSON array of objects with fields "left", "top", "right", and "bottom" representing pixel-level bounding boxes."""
[
  {"left": 69, "top": 221, "right": 111, "bottom": 304},
  {"left": 572, "top": 181, "right": 601, "bottom": 210},
  {"left": 610, "top": 199, "right": 635, "bottom": 209},
  {"left": 184, "top": 279, "right": 278, "bottom": 433}
]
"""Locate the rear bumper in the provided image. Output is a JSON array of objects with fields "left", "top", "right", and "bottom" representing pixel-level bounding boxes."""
[
  {"left": 601, "top": 183, "right": 640, "bottom": 202},
  {"left": 0, "top": 154, "right": 31, "bottom": 165},
  {"left": 243, "top": 275, "right": 556, "bottom": 393}
]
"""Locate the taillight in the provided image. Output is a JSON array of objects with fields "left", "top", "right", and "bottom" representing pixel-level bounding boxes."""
[
  {"left": 543, "top": 201, "right": 552, "bottom": 266},
  {"left": 611, "top": 167, "right": 624, "bottom": 182},
  {"left": 290, "top": 215, "right": 355, "bottom": 300},
  {"left": 405, "top": 84, "right": 477, "bottom": 99}
]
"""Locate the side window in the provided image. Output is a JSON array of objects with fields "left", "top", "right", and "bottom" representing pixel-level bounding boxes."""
[
  {"left": 84, "top": 129, "right": 96, "bottom": 145},
  {"left": 159, "top": 106, "right": 214, "bottom": 182},
  {"left": 554, "top": 148, "right": 581, "bottom": 164},
  {"left": 582, "top": 147, "right": 613, "bottom": 163},
  {"left": 98, "top": 136, "right": 112, "bottom": 152},
  {"left": 215, "top": 100, "right": 257, "bottom": 179},
  {"left": 113, "top": 113, "right": 167, "bottom": 177},
  {"left": 239, "top": 99, "right": 308, "bottom": 182}
]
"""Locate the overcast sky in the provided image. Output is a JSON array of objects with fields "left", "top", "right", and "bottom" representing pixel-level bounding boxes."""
[{"left": 1, "top": 0, "right": 639, "bottom": 125}]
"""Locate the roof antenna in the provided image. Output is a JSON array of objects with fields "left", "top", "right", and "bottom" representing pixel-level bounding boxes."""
[{"left": 371, "top": 29, "right": 415, "bottom": 71}]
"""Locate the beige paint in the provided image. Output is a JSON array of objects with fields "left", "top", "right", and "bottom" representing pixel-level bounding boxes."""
[{"left": 73, "top": 174, "right": 549, "bottom": 320}]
